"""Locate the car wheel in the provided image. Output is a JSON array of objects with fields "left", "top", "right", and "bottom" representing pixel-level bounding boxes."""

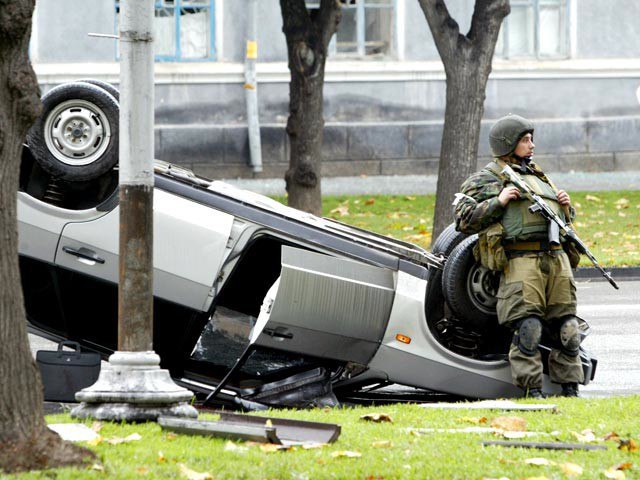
[
  {"left": 424, "top": 223, "right": 468, "bottom": 325},
  {"left": 75, "top": 78, "right": 120, "bottom": 102},
  {"left": 27, "top": 82, "right": 119, "bottom": 182},
  {"left": 441, "top": 235, "right": 500, "bottom": 330}
]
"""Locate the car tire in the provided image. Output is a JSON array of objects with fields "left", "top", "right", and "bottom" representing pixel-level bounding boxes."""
[
  {"left": 75, "top": 78, "right": 120, "bottom": 102},
  {"left": 27, "top": 82, "right": 119, "bottom": 182},
  {"left": 441, "top": 235, "right": 500, "bottom": 330},
  {"left": 424, "top": 223, "right": 468, "bottom": 323}
]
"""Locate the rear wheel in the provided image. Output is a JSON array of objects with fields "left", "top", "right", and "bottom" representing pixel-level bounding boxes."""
[
  {"left": 75, "top": 78, "right": 120, "bottom": 102},
  {"left": 441, "top": 235, "right": 500, "bottom": 330},
  {"left": 27, "top": 82, "right": 119, "bottom": 182}
]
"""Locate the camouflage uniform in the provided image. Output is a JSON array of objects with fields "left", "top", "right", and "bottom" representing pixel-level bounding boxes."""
[{"left": 454, "top": 159, "right": 584, "bottom": 392}]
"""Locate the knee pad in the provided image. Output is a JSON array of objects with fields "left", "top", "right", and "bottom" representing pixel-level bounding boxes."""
[
  {"left": 558, "top": 317, "right": 581, "bottom": 356},
  {"left": 512, "top": 316, "right": 542, "bottom": 357}
]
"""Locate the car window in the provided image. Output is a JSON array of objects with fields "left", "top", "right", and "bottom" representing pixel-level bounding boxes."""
[{"left": 190, "top": 306, "right": 313, "bottom": 377}]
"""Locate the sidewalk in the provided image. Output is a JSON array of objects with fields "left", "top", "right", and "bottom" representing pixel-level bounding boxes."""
[{"left": 223, "top": 170, "right": 640, "bottom": 196}]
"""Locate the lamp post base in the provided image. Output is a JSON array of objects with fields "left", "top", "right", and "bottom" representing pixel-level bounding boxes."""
[{"left": 70, "top": 351, "right": 197, "bottom": 422}]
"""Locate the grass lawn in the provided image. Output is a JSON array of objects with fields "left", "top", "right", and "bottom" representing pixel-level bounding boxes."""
[
  {"left": 312, "top": 190, "right": 640, "bottom": 267},
  {"left": 6, "top": 397, "right": 640, "bottom": 479}
]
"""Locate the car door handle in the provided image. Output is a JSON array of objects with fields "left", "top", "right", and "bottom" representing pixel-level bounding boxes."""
[
  {"left": 263, "top": 327, "right": 293, "bottom": 340},
  {"left": 62, "top": 246, "right": 105, "bottom": 264}
]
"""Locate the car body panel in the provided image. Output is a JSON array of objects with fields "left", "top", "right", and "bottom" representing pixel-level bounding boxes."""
[
  {"left": 17, "top": 192, "right": 109, "bottom": 263},
  {"left": 54, "top": 189, "right": 234, "bottom": 310},
  {"left": 369, "top": 270, "right": 521, "bottom": 398},
  {"left": 255, "top": 246, "right": 396, "bottom": 364}
]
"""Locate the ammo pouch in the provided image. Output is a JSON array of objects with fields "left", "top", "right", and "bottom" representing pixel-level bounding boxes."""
[
  {"left": 473, "top": 223, "right": 508, "bottom": 272},
  {"left": 563, "top": 240, "right": 581, "bottom": 268}
]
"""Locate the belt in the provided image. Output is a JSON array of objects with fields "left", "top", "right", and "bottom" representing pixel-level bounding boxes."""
[{"left": 504, "top": 241, "right": 563, "bottom": 252}]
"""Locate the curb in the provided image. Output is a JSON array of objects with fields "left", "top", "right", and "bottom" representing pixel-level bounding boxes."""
[{"left": 574, "top": 267, "right": 640, "bottom": 282}]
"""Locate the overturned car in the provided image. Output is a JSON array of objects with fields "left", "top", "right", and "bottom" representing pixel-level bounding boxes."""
[{"left": 19, "top": 81, "right": 596, "bottom": 407}]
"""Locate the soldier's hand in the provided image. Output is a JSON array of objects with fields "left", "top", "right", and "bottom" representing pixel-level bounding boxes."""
[
  {"left": 498, "top": 186, "right": 520, "bottom": 206},
  {"left": 557, "top": 190, "right": 571, "bottom": 206}
]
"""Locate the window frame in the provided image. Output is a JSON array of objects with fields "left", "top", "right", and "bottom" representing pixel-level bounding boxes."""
[
  {"left": 115, "top": 0, "right": 216, "bottom": 62},
  {"left": 497, "top": 0, "right": 570, "bottom": 60},
  {"left": 306, "top": 0, "right": 396, "bottom": 59}
]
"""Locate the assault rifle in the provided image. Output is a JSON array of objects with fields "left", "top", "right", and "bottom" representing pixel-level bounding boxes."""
[{"left": 501, "top": 163, "right": 619, "bottom": 290}]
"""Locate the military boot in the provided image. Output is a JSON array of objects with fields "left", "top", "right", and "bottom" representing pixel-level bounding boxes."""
[
  {"left": 561, "top": 383, "right": 579, "bottom": 397},
  {"left": 525, "top": 387, "right": 546, "bottom": 399}
]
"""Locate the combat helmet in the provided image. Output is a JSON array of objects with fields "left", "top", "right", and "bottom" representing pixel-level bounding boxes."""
[{"left": 489, "top": 114, "right": 534, "bottom": 157}]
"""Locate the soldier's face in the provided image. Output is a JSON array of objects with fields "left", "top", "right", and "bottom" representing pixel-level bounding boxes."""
[{"left": 514, "top": 133, "right": 535, "bottom": 158}]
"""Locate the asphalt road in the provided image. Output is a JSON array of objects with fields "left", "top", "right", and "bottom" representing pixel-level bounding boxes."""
[
  {"left": 577, "top": 279, "right": 640, "bottom": 397},
  {"left": 28, "top": 278, "right": 639, "bottom": 400}
]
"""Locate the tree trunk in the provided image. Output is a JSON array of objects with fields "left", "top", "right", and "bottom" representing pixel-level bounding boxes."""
[
  {"left": 0, "top": 0, "right": 94, "bottom": 472},
  {"left": 280, "top": 0, "right": 341, "bottom": 216},
  {"left": 418, "top": 0, "right": 509, "bottom": 242}
]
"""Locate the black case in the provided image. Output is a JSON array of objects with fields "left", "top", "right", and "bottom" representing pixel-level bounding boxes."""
[{"left": 36, "top": 341, "right": 101, "bottom": 402}]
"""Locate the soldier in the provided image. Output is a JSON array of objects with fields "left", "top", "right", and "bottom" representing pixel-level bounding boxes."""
[{"left": 453, "top": 114, "right": 583, "bottom": 398}]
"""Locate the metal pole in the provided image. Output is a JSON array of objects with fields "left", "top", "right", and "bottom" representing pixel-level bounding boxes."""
[
  {"left": 118, "top": 0, "right": 155, "bottom": 351},
  {"left": 245, "top": 0, "right": 263, "bottom": 173}
]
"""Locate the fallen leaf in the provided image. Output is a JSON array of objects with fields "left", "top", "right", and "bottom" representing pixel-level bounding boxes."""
[
  {"left": 365, "top": 198, "right": 375, "bottom": 206},
  {"left": 259, "top": 443, "right": 292, "bottom": 453},
  {"left": 86, "top": 435, "right": 104, "bottom": 446},
  {"left": 525, "top": 457, "right": 554, "bottom": 466},
  {"left": 615, "top": 198, "right": 630, "bottom": 209},
  {"left": 301, "top": 443, "right": 326, "bottom": 450},
  {"left": 604, "top": 432, "right": 621, "bottom": 442},
  {"left": 603, "top": 469, "right": 625, "bottom": 480},
  {"left": 585, "top": 194, "right": 601, "bottom": 203},
  {"left": 459, "top": 416, "right": 488, "bottom": 425},
  {"left": 107, "top": 433, "right": 142, "bottom": 445},
  {"left": 371, "top": 440, "right": 393, "bottom": 449},
  {"left": 404, "top": 196, "right": 416, "bottom": 201},
  {"left": 365, "top": 476, "right": 385, "bottom": 480},
  {"left": 91, "top": 422, "right": 103, "bottom": 433},
  {"left": 618, "top": 438, "right": 639, "bottom": 452},
  {"left": 614, "top": 463, "right": 633, "bottom": 471},
  {"left": 360, "top": 413, "right": 393, "bottom": 423},
  {"left": 481, "top": 477, "right": 510, "bottom": 480},
  {"left": 157, "top": 451, "right": 166, "bottom": 463},
  {"left": 490, "top": 416, "right": 527, "bottom": 432},
  {"left": 330, "top": 204, "right": 349, "bottom": 217},
  {"left": 224, "top": 441, "right": 248, "bottom": 452},
  {"left": 178, "top": 463, "right": 213, "bottom": 480},
  {"left": 331, "top": 450, "right": 362, "bottom": 458},
  {"left": 559, "top": 462, "right": 583, "bottom": 477},
  {"left": 165, "top": 432, "right": 177, "bottom": 440},
  {"left": 91, "top": 463, "right": 105, "bottom": 471},
  {"left": 136, "top": 466, "right": 150, "bottom": 475},
  {"left": 522, "top": 477, "right": 550, "bottom": 480},
  {"left": 571, "top": 429, "right": 597, "bottom": 443}
]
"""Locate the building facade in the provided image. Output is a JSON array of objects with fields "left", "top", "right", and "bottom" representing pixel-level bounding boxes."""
[{"left": 31, "top": 0, "right": 640, "bottom": 179}]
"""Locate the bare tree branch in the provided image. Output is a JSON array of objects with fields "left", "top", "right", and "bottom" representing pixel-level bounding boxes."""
[{"left": 417, "top": 0, "right": 460, "bottom": 63}]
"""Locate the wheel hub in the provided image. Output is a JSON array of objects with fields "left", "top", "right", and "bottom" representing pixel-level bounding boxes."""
[
  {"left": 466, "top": 265, "right": 499, "bottom": 315},
  {"left": 43, "top": 99, "right": 111, "bottom": 167}
]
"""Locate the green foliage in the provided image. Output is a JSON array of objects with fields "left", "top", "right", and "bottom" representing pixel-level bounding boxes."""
[
  {"left": 284, "top": 190, "right": 639, "bottom": 267},
  {"left": 7, "top": 397, "right": 640, "bottom": 479}
]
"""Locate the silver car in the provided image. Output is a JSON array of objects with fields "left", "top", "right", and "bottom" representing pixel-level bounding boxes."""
[{"left": 19, "top": 81, "right": 596, "bottom": 407}]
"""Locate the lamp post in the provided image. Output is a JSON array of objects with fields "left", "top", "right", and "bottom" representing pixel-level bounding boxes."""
[{"left": 71, "top": 0, "right": 196, "bottom": 421}]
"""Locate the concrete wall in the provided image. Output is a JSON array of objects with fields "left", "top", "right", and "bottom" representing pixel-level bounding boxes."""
[
  {"left": 575, "top": 0, "right": 640, "bottom": 58},
  {"left": 30, "top": 0, "right": 640, "bottom": 180},
  {"left": 34, "top": 0, "right": 115, "bottom": 63}
]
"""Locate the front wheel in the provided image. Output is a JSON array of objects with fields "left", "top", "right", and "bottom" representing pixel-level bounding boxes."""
[{"left": 27, "top": 82, "right": 119, "bottom": 182}]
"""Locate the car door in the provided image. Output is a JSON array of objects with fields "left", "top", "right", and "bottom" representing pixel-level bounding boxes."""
[
  {"left": 54, "top": 188, "right": 235, "bottom": 312},
  {"left": 254, "top": 246, "right": 397, "bottom": 365}
]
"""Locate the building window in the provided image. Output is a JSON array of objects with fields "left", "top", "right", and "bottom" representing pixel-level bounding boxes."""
[
  {"left": 496, "top": 0, "right": 569, "bottom": 59},
  {"left": 307, "top": 0, "right": 395, "bottom": 58},
  {"left": 115, "top": 0, "right": 215, "bottom": 61}
]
